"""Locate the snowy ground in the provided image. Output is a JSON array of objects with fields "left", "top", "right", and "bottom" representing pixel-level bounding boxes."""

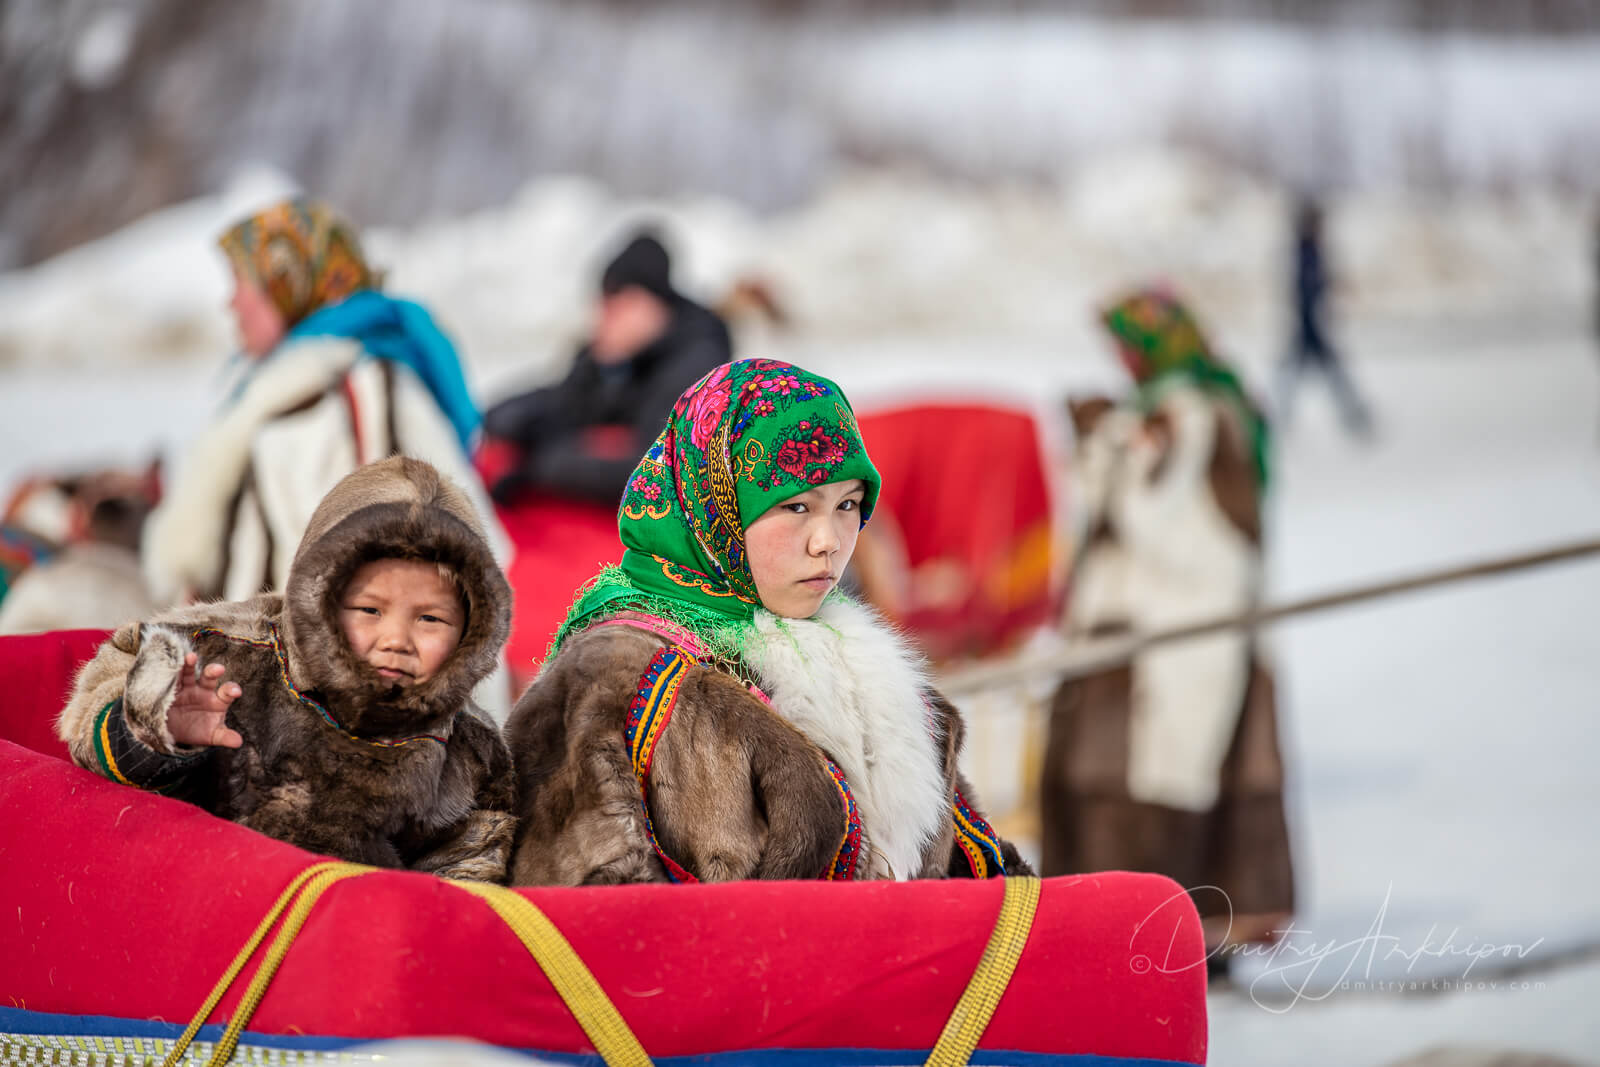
[
  {"left": 1205, "top": 321, "right": 1600, "bottom": 1065},
  {"left": 2, "top": 168, "right": 1598, "bottom": 1063}
]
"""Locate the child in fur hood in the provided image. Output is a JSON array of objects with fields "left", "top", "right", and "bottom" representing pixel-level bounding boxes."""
[
  {"left": 57, "top": 456, "right": 517, "bottom": 882},
  {"left": 506, "top": 358, "right": 1032, "bottom": 885}
]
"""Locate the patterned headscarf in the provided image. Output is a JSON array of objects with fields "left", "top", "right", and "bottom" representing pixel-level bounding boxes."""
[
  {"left": 219, "top": 198, "right": 377, "bottom": 327},
  {"left": 556, "top": 359, "right": 881, "bottom": 653},
  {"left": 1101, "top": 287, "right": 1271, "bottom": 487}
]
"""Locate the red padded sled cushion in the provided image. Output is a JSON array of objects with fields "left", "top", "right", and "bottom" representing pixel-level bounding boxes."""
[
  {"left": 0, "top": 631, "right": 1207, "bottom": 1063},
  {"left": 0, "top": 627, "right": 106, "bottom": 759}
]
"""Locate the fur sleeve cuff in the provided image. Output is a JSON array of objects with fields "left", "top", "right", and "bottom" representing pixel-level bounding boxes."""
[
  {"left": 91, "top": 698, "right": 210, "bottom": 791},
  {"left": 122, "top": 624, "right": 196, "bottom": 754}
]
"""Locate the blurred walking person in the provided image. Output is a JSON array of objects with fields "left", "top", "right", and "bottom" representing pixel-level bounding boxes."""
[
  {"left": 1042, "top": 287, "right": 1294, "bottom": 976},
  {"left": 1274, "top": 197, "right": 1374, "bottom": 438},
  {"left": 1593, "top": 198, "right": 1600, "bottom": 442}
]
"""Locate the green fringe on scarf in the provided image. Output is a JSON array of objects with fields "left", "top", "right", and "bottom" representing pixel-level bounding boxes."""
[{"left": 549, "top": 565, "right": 756, "bottom": 663}]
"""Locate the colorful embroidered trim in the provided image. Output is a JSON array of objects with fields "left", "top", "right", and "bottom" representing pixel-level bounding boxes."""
[
  {"left": 189, "top": 627, "right": 446, "bottom": 749},
  {"left": 623, "top": 645, "right": 698, "bottom": 883},
  {"left": 596, "top": 611, "right": 773, "bottom": 703},
  {"left": 953, "top": 787, "right": 1006, "bottom": 879},
  {"left": 822, "top": 758, "right": 861, "bottom": 881},
  {"left": 623, "top": 643, "right": 861, "bottom": 883},
  {"left": 93, "top": 700, "right": 133, "bottom": 786},
  {"left": 603, "top": 611, "right": 713, "bottom": 660}
]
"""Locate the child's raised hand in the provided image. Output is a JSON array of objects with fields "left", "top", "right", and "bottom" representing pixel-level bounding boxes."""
[{"left": 167, "top": 652, "right": 245, "bottom": 749}]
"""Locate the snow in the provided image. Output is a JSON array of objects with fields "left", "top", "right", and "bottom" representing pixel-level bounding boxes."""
[
  {"left": 2, "top": 162, "right": 1598, "bottom": 1063},
  {"left": 69, "top": 7, "right": 136, "bottom": 90},
  {"left": 0, "top": 166, "right": 299, "bottom": 371},
  {"left": 1, "top": 150, "right": 1591, "bottom": 378},
  {"left": 11, "top": 5, "right": 1598, "bottom": 249},
  {"left": 1206, "top": 324, "right": 1600, "bottom": 1064}
]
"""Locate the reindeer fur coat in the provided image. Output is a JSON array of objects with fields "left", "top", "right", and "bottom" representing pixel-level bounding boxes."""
[
  {"left": 506, "top": 596, "right": 1030, "bottom": 886},
  {"left": 57, "top": 457, "right": 516, "bottom": 881}
]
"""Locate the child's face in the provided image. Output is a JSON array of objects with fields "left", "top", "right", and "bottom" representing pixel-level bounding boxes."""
[
  {"left": 228, "top": 267, "right": 287, "bottom": 359},
  {"left": 338, "top": 559, "right": 464, "bottom": 686},
  {"left": 746, "top": 479, "right": 866, "bottom": 619}
]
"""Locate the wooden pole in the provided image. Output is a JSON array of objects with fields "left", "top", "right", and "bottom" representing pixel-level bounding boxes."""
[{"left": 938, "top": 535, "right": 1600, "bottom": 697}]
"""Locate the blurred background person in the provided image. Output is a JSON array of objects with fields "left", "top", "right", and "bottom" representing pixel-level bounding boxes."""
[
  {"left": 475, "top": 227, "right": 731, "bottom": 687},
  {"left": 479, "top": 228, "right": 731, "bottom": 506},
  {"left": 1042, "top": 287, "right": 1292, "bottom": 973},
  {"left": 0, "top": 465, "right": 158, "bottom": 634},
  {"left": 143, "top": 196, "right": 506, "bottom": 606},
  {"left": 1273, "top": 196, "right": 1374, "bottom": 439}
]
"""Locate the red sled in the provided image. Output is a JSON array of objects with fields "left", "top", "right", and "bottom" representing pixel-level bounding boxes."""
[{"left": 0, "top": 630, "right": 1206, "bottom": 1065}]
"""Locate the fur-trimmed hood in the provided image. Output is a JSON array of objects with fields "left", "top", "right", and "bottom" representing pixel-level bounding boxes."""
[{"left": 280, "top": 456, "right": 510, "bottom": 737}]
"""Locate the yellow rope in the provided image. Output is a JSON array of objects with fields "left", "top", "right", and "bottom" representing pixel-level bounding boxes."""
[
  {"left": 160, "top": 861, "right": 373, "bottom": 1067},
  {"left": 924, "top": 876, "right": 1042, "bottom": 1067},
  {"left": 207, "top": 865, "right": 375, "bottom": 1065},
  {"left": 450, "top": 880, "right": 653, "bottom": 1067},
  {"left": 163, "top": 865, "right": 1029, "bottom": 1067}
]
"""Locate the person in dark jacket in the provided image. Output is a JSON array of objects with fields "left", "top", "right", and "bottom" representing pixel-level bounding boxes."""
[
  {"left": 1273, "top": 197, "right": 1374, "bottom": 438},
  {"left": 483, "top": 229, "right": 732, "bottom": 505}
]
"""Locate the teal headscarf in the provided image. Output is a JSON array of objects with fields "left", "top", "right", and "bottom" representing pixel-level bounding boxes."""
[
  {"left": 289, "top": 290, "right": 482, "bottom": 453},
  {"left": 554, "top": 359, "right": 881, "bottom": 655}
]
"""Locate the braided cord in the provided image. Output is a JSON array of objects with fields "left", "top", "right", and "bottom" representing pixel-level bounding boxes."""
[
  {"left": 207, "top": 864, "right": 376, "bottom": 1065},
  {"left": 161, "top": 861, "right": 372, "bottom": 1067},
  {"left": 451, "top": 880, "right": 653, "bottom": 1067},
  {"left": 924, "top": 875, "right": 1042, "bottom": 1067}
]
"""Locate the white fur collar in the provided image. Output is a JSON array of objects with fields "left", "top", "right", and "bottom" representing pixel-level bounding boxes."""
[{"left": 739, "top": 596, "right": 946, "bottom": 880}]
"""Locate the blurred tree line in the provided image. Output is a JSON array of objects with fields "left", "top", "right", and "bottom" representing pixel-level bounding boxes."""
[{"left": 4, "top": 0, "right": 1599, "bottom": 270}]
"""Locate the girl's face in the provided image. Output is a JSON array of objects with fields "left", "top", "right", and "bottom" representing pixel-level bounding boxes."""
[
  {"left": 228, "top": 267, "right": 287, "bottom": 359},
  {"left": 746, "top": 478, "right": 867, "bottom": 619}
]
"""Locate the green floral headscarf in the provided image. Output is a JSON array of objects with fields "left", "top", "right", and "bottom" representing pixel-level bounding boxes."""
[
  {"left": 1101, "top": 287, "right": 1271, "bottom": 488},
  {"left": 554, "top": 359, "right": 882, "bottom": 655}
]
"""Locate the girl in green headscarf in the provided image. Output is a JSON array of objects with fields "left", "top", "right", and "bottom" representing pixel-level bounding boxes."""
[{"left": 505, "top": 359, "right": 1029, "bottom": 886}]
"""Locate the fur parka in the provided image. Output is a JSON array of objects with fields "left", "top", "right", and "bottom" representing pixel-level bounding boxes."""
[
  {"left": 57, "top": 457, "right": 517, "bottom": 881},
  {"left": 506, "top": 596, "right": 1031, "bottom": 886}
]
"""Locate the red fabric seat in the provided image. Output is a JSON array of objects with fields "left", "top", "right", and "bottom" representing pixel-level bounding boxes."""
[
  {"left": 495, "top": 496, "right": 624, "bottom": 689},
  {"left": 0, "top": 631, "right": 1205, "bottom": 1063},
  {"left": 0, "top": 626, "right": 106, "bottom": 760},
  {"left": 856, "top": 404, "right": 1062, "bottom": 662}
]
